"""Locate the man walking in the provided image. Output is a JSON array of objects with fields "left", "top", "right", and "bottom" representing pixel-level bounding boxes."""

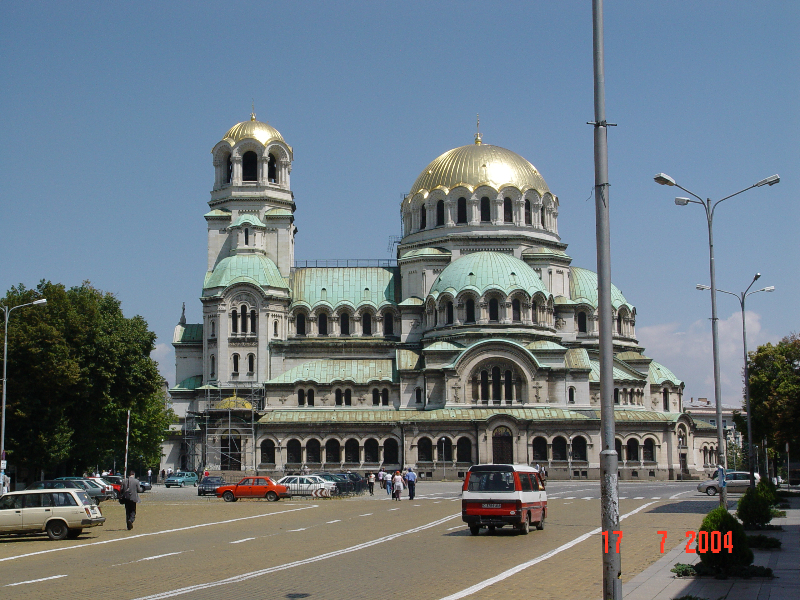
[
  {"left": 406, "top": 467, "right": 417, "bottom": 500},
  {"left": 120, "top": 471, "right": 141, "bottom": 530}
]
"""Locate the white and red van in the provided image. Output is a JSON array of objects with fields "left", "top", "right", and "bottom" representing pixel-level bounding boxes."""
[{"left": 461, "top": 464, "right": 547, "bottom": 535}]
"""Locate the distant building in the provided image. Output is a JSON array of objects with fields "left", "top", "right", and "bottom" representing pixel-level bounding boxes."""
[{"left": 166, "top": 114, "right": 717, "bottom": 480}]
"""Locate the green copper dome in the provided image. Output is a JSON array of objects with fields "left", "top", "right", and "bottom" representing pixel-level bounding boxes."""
[
  {"left": 203, "top": 254, "right": 288, "bottom": 293},
  {"left": 429, "top": 252, "right": 548, "bottom": 298},
  {"left": 569, "top": 267, "right": 631, "bottom": 310}
]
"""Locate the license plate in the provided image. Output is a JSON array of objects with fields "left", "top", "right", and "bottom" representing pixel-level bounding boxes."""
[{"left": 482, "top": 503, "right": 501, "bottom": 508}]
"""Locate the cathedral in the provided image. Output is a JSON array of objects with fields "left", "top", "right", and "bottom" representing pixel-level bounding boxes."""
[{"left": 166, "top": 113, "right": 717, "bottom": 481}]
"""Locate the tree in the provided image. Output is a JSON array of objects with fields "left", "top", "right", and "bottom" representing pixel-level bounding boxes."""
[
  {"left": 735, "top": 333, "right": 800, "bottom": 458},
  {"left": 1, "top": 281, "right": 174, "bottom": 480}
]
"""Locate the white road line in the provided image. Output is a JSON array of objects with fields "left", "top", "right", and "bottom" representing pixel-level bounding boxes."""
[
  {"left": 230, "top": 538, "right": 255, "bottom": 544},
  {"left": 0, "top": 504, "right": 318, "bottom": 564},
  {"left": 139, "top": 551, "right": 187, "bottom": 562},
  {"left": 437, "top": 502, "right": 657, "bottom": 600},
  {"left": 326, "top": 520, "right": 341, "bottom": 524},
  {"left": 446, "top": 525, "right": 463, "bottom": 531},
  {"left": 619, "top": 497, "right": 628, "bottom": 499},
  {"left": 669, "top": 490, "right": 693, "bottom": 499},
  {"left": 651, "top": 497, "right": 661, "bottom": 500},
  {"left": 581, "top": 497, "right": 593, "bottom": 500},
  {"left": 288, "top": 528, "right": 306, "bottom": 532},
  {"left": 359, "top": 513, "right": 373, "bottom": 517},
  {"left": 132, "top": 514, "right": 459, "bottom": 600},
  {"left": 5, "top": 574, "right": 67, "bottom": 587},
  {"left": 564, "top": 497, "right": 575, "bottom": 499},
  {"left": 634, "top": 497, "right": 644, "bottom": 500},
  {"left": 389, "top": 508, "right": 400, "bottom": 511}
]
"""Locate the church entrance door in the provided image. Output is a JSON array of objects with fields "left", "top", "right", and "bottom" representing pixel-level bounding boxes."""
[{"left": 492, "top": 426, "right": 513, "bottom": 464}]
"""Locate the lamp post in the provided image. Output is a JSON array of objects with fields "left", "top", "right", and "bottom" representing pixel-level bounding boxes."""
[
  {"left": 1, "top": 298, "right": 48, "bottom": 493},
  {"left": 439, "top": 437, "right": 447, "bottom": 480},
  {"left": 654, "top": 172, "right": 779, "bottom": 508},
  {"left": 697, "top": 274, "right": 774, "bottom": 490}
]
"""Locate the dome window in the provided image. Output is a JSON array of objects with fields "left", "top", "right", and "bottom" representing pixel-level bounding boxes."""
[
  {"left": 296, "top": 313, "right": 306, "bottom": 336},
  {"left": 318, "top": 312, "right": 328, "bottom": 336},
  {"left": 362, "top": 313, "right": 372, "bottom": 336},
  {"left": 436, "top": 200, "right": 445, "bottom": 227},
  {"left": 614, "top": 388, "right": 620, "bottom": 404},
  {"left": 307, "top": 390, "right": 315, "bottom": 406},
  {"left": 489, "top": 298, "right": 499, "bottom": 322},
  {"left": 344, "top": 389, "right": 352, "bottom": 406},
  {"left": 465, "top": 298, "right": 475, "bottom": 323},
  {"left": 268, "top": 153, "right": 277, "bottom": 183},
  {"left": 383, "top": 313, "right": 394, "bottom": 336},
  {"left": 480, "top": 197, "right": 491, "bottom": 222},
  {"left": 480, "top": 370, "right": 489, "bottom": 401},
  {"left": 382, "top": 388, "right": 389, "bottom": 406},
  {"left": 335, "top": 389, "right": 343, "bottom": 406},
  {"left": 415, "top": 388, "right": 423, "bottom": 404},
  {"left": 504, "top": 198, "right": 513, "bottom": 223},
  {"left": 242, "top": 151, "right": 258, "bottom": 182},
  {"left": 244, "top": 228, "right": 249, "bottom": 246},
  {"left": 225, "top": 155, "right": 232, "bottom": 184},
  {"left": 662, "top": 389, "right": 669, "bottom": 411},
  {"left": 569, "top": 387, "right": 576, "bottom": 404},
  {"left": 273, "top": 320, "right": 278, "bottom": 337},
  {"left": 231, "top": 309, "right": 238, "bottom": 334},
  {"left": 512, "top": 299, "right": 521, "bottom": 322},
  {"left": 457, "top": 197, "right": 467, "bottom": 224},
  {"left": 247, "top": 353, "right": 255, "bottom": 373},
  {"left": 298, "top": 389, "right": 306, "bottom": 406},
  {"left": 340, "top": 312, "right": 350, "bottom": 335},
  {"left": 492, "top": 366, "right": 502, "bottom": 401},
  {"left": 577, "top": 311, "right": 587, "bottom": 333},
  {"left": 540, "top": 206, "right": 546, "bottom": 229},
  {"left": 524, "top": 200, "right": 532, "bottom": 225},
  {"left": 617, "top": 313, "right": 624, "bottom": 335},
  {"left": 232, "top": 353, "right": 240, "bottom": 374},
  {"left": 504, "top": 370, "right": 513, "bottom": 401},
  {"left": 419, "top": 205, "right": 427, "bottom": 230},
  {"left": 446, "top": 302, "right": 453, "bottom": 325},
  {"left": 372, "top": 389, "right": 380, "bottom": 406},
  {"left": 250, "top": 309, "right": 257, "bottom": 333},
  {"left": 240, "top": 305, "right": 248, "bottom": 332}
]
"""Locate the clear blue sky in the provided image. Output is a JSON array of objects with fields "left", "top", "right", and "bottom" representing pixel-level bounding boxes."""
[{"left": 2, "top": 1, "right": 797, "bottom": 407}]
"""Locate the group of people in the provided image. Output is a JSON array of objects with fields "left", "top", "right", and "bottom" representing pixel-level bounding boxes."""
[{"left": 365, "top": 467, "right": 418, "bottom": 501}]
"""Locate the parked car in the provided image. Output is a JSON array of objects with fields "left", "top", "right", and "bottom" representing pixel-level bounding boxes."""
[
  {"left": 198, "top": 476, "right": 226, "bottom": 497},
  {"left": 138, "top": 479, "right": 152, "bottom": 492},
  {"left": 101, "top": 476, "right": 123, "bottom": 499},
  {"left": 54, "top": 477, "right": 110, "bottom": 503},
  {"left": 276, "top": 475, "right": 337, "bottom": 496},
  {"left": 87, "top": 477, "right": 115, "bottom": 496},
  {"left": 25, "top": 480, "right": 83, "bottom": 492},
  {"left": 164, "top": 471, "right": 199, "bottom": 488},
  {"left": 334, "top": 472, "right": 367, "bottom": 494},
  {"left": 697, "top": 471, "right": 761, "bottom": 496},
  {"left": 0, "top": 488, "right": 105, "bottom": 540},
  {"left": 216, "top": 477, "right": 289, "bottom": 502},
  {"left": 311, "top": 472, "right": 349, "bottom": 494}
]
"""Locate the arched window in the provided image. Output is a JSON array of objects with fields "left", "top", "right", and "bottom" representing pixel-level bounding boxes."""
[
  {"left": 432, "top": 307, "right": 438, "bottom": 327},
  {"left": 318, "top": 312, "right": 328, "bottom": 336},
  {"left": 286, "top": 439, "right": 301, "bottom": 464},
  {"left": 241, "top": 305, "right": 248, "bottom": 333},
  {"left": 504, "top": 370, "right": 513, "bottom": 400},
  {"left": 335, "top": 389, "right": 343, "bottom": 406},
  {"left": 273, "top": 320, "right": 278, "bottom": 337},
  {"left": 383, "top": 438, "right": 399, "bottom": 464},
  {"left": 325, "top": 439, "right": 340, "bottom": 463},
  {"left": 512, "top": 298, "right": 521, "bottom": 322},
  {"left": 627, "top": 439, "right": 640, "bottom": 462},
  {"left": 643, "top": 439, "right": 655, "bottom": 462},
  {"left": 362, "top": 313, "right": 372, "bottom": 336},
  {"left": 344, "top": 439, "right": 359, "bottom": 463},
  {"left": 383, "top": 313, "right": 394, "bottom": 336},
  {"left": 211, "top": 320, "right": 215, "bottom": 337},
  {"left": 232, "top": 353, "right": 240, "bottom": 374},
  {"left": 439, "top": 438, "right": 453, "bottom": 461},
  {"left": 381, "top": 388, "right": 389, "bottom": 406},
  {"left": 532, "top": 437, "right": 547, "bottom": 461},
  {"left": 298, "top": 389, "right": 306, "bottom": 406},
  {"left": 617, "top": 313, "right": 623, "bottom": 335},
  {"left": 209, "top": 355, "right": 216, "bottom": 378},
  {"left": 436, "top": 200, "right": 445, "bottom": 226},
  {"left": 247, "top": 353, "right": 255, "bottom": 373},
  {"left": 225, "top": 155, "right": 232, "bottom": 184},
  {"left": 614, "top": 388, "right": 620, "bottom": 404},
  {"left": 419, "top": 204, "right": 427, "bottom": 229},
  {"left": 480, "top": 370, "right": 489, "bottom": 401},
  {"left": 372, "top": 389, "right": 380, "bottom": 406},
  {"left": 231, "top": 309, "right": 239, "bottom": 334},
  {"left": 456, "top": 437, "right": 472, "bottom": 463},
  {"left": 504, "top": 197, "right": 513, "bottom": 223},
  {"left": 267, "top": 153, "right": 277, "bottom": 183},
  {"left": 489, "top": 298, "right": 499, "bottom": 322},
  {"left": 364, "top": 439, "right": 379, "bottom": 463},
  {"left": 340, "top": 312, "right": 350, "bottom": 335},
  {"left": 552, "top": 436, "right": 568, "bottom": 461},
  {"left": 480, "top": 196, "right": 491, "bottom": 222},
  {"left": 491, "top": 366, "right": 502, "bottom": 400},
  {"left": 418, "top": 437, "right": 433, "bottom": 462},
  {"left": 296, "top": 313, "right": 306, "bottom": 336},
  {"left": 446, "top": 302, "right": 453, "bottom": 325},
  {"left": 307, "top": 389, "right": 314, "bottom": 406},
  {"left": 524, "top": 199, "right": 532, "bottom": 225},
  {"left": 662, "top": 389, "right": 669, "bottom": 411},
  {"left": 260, "top": 439, "right": 275, "bottom": 464},
  {"left": 244, "top": 228, "right": 249, "bottom": 246},
  {"left": 465, "top": 298, "right": 475, "bottom": 323},
  {"left": 615, "top": 439, "right": 622, "bottom": 459},
  {"left": 457, "top": 197, "right": 467, "bottom": 223},
  {"left": 578, "top": 311, "right": 587, "bottom": 333},
  {"left": 306, "top": 439, "right": 321, "bottom": 463},
  {"left": 568, "top": 387, "right": 576, "bottom": 404},
  {"left": 572, "top": 436, "right": 587, "bottom": 461},
  {"left": 344, "top": 389, "right": 352, "bottom": 406},
  {"left": 415, "top": 388, "right": 422, "bottom": 404},
  {"left": 248, "top": 310, "right": 255, "bottom": 333},
  {"left": 540, "top": 206, "right": 546, "bottom": 229},
  {"left": 242, "top": 151, "right": 258, "bottom": 182}
]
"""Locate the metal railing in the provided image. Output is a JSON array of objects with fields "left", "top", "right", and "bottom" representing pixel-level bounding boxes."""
[{"left": 293, "top": 259, "right": 397, "bottom": 269}]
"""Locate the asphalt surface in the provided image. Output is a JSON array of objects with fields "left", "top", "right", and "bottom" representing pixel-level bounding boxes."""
[{"left": 0, "top": 481, "right": 729, "bottom": 600}]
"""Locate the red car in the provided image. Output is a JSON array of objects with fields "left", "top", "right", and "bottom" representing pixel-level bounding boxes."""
[{"left": 216, "top": 476, "right": 290, "bottom": 502}]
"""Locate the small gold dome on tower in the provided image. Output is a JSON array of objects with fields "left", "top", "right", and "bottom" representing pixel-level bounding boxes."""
[{"left": 222, "top": 115, "right": 285, "bottom": 147}]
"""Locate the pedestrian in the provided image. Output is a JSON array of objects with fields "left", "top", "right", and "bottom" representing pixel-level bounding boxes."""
[
  {"left": 392, "top": 471, "right": 404, "bottom": 500},
  {"left": 406, "top": 467, "right": 417, "bottom": 500},
  {"left": 203, "top": 469, "right": 210, "bottom": 479},
  {"left": 378, "top": 467, "right": 386, "bottom": 489},
  {"left": 147, "top": 468, "right": 152, "bottom": 484},
  {"left": 120, "top": 470, "right": 141, "bottom": 531},
  {"left": 160, "top": 469, "right": 166, "bottom": 482},
  {"left": 367, "top": 472, "right": 375, "bottom": 495},
  {"left": 385, "top": 473, "right": 393, "bottom": 497}
]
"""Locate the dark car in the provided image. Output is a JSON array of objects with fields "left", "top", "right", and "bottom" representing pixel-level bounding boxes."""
[
  {"left": 311, "top": 472, "right": 351, "bottom": 494},
  {"left": 198, "top": 476, "right": 225, "bottom": 496},
  {"left": 54, "top": 477, "right": 110, "bottom": 502},
  {"left": 26, "top": 480, "right": 83, "bottom": 491},
  {"left": 334, "top": 472, "right": 367, "bottom": 494},
  {"left": 138, "top": 479, "right": 152, "bottom": 493}
]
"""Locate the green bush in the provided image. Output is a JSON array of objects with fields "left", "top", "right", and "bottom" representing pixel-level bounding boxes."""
[
  {"left": 757, "top": 479, "right": 778, "bottom": 506},
  {"left": 670, "top": 563, "right": 696, "bottom": 577},
  {"left": 699, "top": 506, "right": 753, "bottom": 574},
  {"left": 746, "top": 534, "right": 781, "bottom": 549},
  {"left": 737, "top": 488, "right": 772, "bottom": 527}
]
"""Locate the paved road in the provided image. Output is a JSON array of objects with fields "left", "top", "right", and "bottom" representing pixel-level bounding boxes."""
[{"left": 0, "top": 481, "right": 730, "bottom": 600}]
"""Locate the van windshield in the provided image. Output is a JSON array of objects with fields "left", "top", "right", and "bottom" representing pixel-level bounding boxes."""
[{"left": 467, "top": 470, "right": 515, "bottom": 493}]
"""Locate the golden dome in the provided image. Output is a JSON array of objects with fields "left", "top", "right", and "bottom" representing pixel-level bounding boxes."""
[
  {"left": 223, "top": 113, "right": 285, "bottom": 147},
  {"left": 409, "top": 143, "right": 550, "bottom": 197}
]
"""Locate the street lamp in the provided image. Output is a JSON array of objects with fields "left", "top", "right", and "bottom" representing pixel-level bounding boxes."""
[
  {"left": 697, "top": 274, "right": 774, "bottom": 490},
  {"left": 439, "top": 437, "right": 447, "bottom": 480},
  {"left": 654, "top": 172, "right": 780, "bottom": 508},
  {"left": 1, "top": 298, "right": 47, "bottom": 493}
]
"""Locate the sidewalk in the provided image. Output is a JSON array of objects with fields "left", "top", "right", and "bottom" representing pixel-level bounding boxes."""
[{"left": 624, "top": 504, "right": 799, "bottom": 600}]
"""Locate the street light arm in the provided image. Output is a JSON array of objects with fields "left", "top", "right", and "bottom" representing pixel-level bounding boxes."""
[
  {"left": 673, "top": 183, "right": 705, "bottom": 204},
  {"left": 746, "top": 286, "right": 774, "bottom": 299}
]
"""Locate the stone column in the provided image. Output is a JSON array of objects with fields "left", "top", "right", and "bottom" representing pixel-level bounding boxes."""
[
  {"left": 445, "top": 199, "right": 455, "bottom": 227},
  {"left": 231, "top": 156, "right": 242, "bottom": 185},
  {"left": 468, "top": 195, "right": 479, "bottom": 225}
]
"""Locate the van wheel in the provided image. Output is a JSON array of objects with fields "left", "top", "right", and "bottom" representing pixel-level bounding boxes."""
[
  {"left": 66, "top": 528, "right": 83, "bottom": 539},
  {"left": 469, "top": 525, "right": 480, "bottom": 536},
  {"left": 46, "top": 521, "right": 69, "bottom": 541},
  {"left": 536, "top": 515, "right": 545, "bottom": 530},
  {"left": 519, "top": 514, "right": 530, "bottom": 535}
]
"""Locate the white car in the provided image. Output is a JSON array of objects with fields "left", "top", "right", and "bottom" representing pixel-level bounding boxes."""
[
  {"left": 276, "top": 475, "right": 337, "bottom": 496},
  {"left": 0, "top": 488, "right": 105, "bottom": 540}
]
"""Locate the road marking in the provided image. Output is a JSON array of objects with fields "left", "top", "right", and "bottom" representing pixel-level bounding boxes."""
[
  {"left": 131, "top": 514, "right": 459, "bottom": 600},
  {"left": 619, "top": 497, "right": 628, "bottom": 499},
  {"left": 288, "top": 528, "right": 306, "bottom": 532},
  {"left": 389, "top": 508, "right": 400, "bottom": 511},
  {"left": 634, "top": 497, "right": 644, "bottom": 500},
  {"left": 5, "top": 575, "right": 67, "bottom": 587},
  {"left": 669, "top": 490, "right": 693, "bottom": 499},
  {"left": 326, "top": 520, "right": 341, "bottom": 524},
  {"left": 230, "top": 538, "right": 255, "bottom": 544},
  {"left": 582, "top": 497, "right": 593, "bottom": 500},
  {"left": 0, "top": 504, "right": 318, "bottom": 563},
  {"left": 446, "top": 525, "right": 463, "bottom": 531},
  {"left": 437, "top": 502, "right": 657, "bottom": 600},
  {"left": 651, "top": 497, "right": 661, "bottom": 500},
  {"left": 564, "top": 497, "right": 575, "bottom": 499},
  {"left": 359, "top": 513, "right": 373, "bottom": 517},
  {"left": 139, "top": 551, "right": 187, "bottom": 562}
]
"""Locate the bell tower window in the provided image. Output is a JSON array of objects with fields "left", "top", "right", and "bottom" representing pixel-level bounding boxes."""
[
  {"left": 250, "top": 310, "right": 257, "bottom": 333},
  {"left": 244, "top": 228, "right": 249, "bottom": 246},
  {"left": 231, "top": 309, "right": 238, "bottom": 334},
  {"left": 268, "top": 153, "right": 277, "bottom": 183},
  {"left": 240, "top": 305, "right": 248, "bottom": 333},
  {"left": 242, "top": 151, "right": 258, "bottom": 182}
]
